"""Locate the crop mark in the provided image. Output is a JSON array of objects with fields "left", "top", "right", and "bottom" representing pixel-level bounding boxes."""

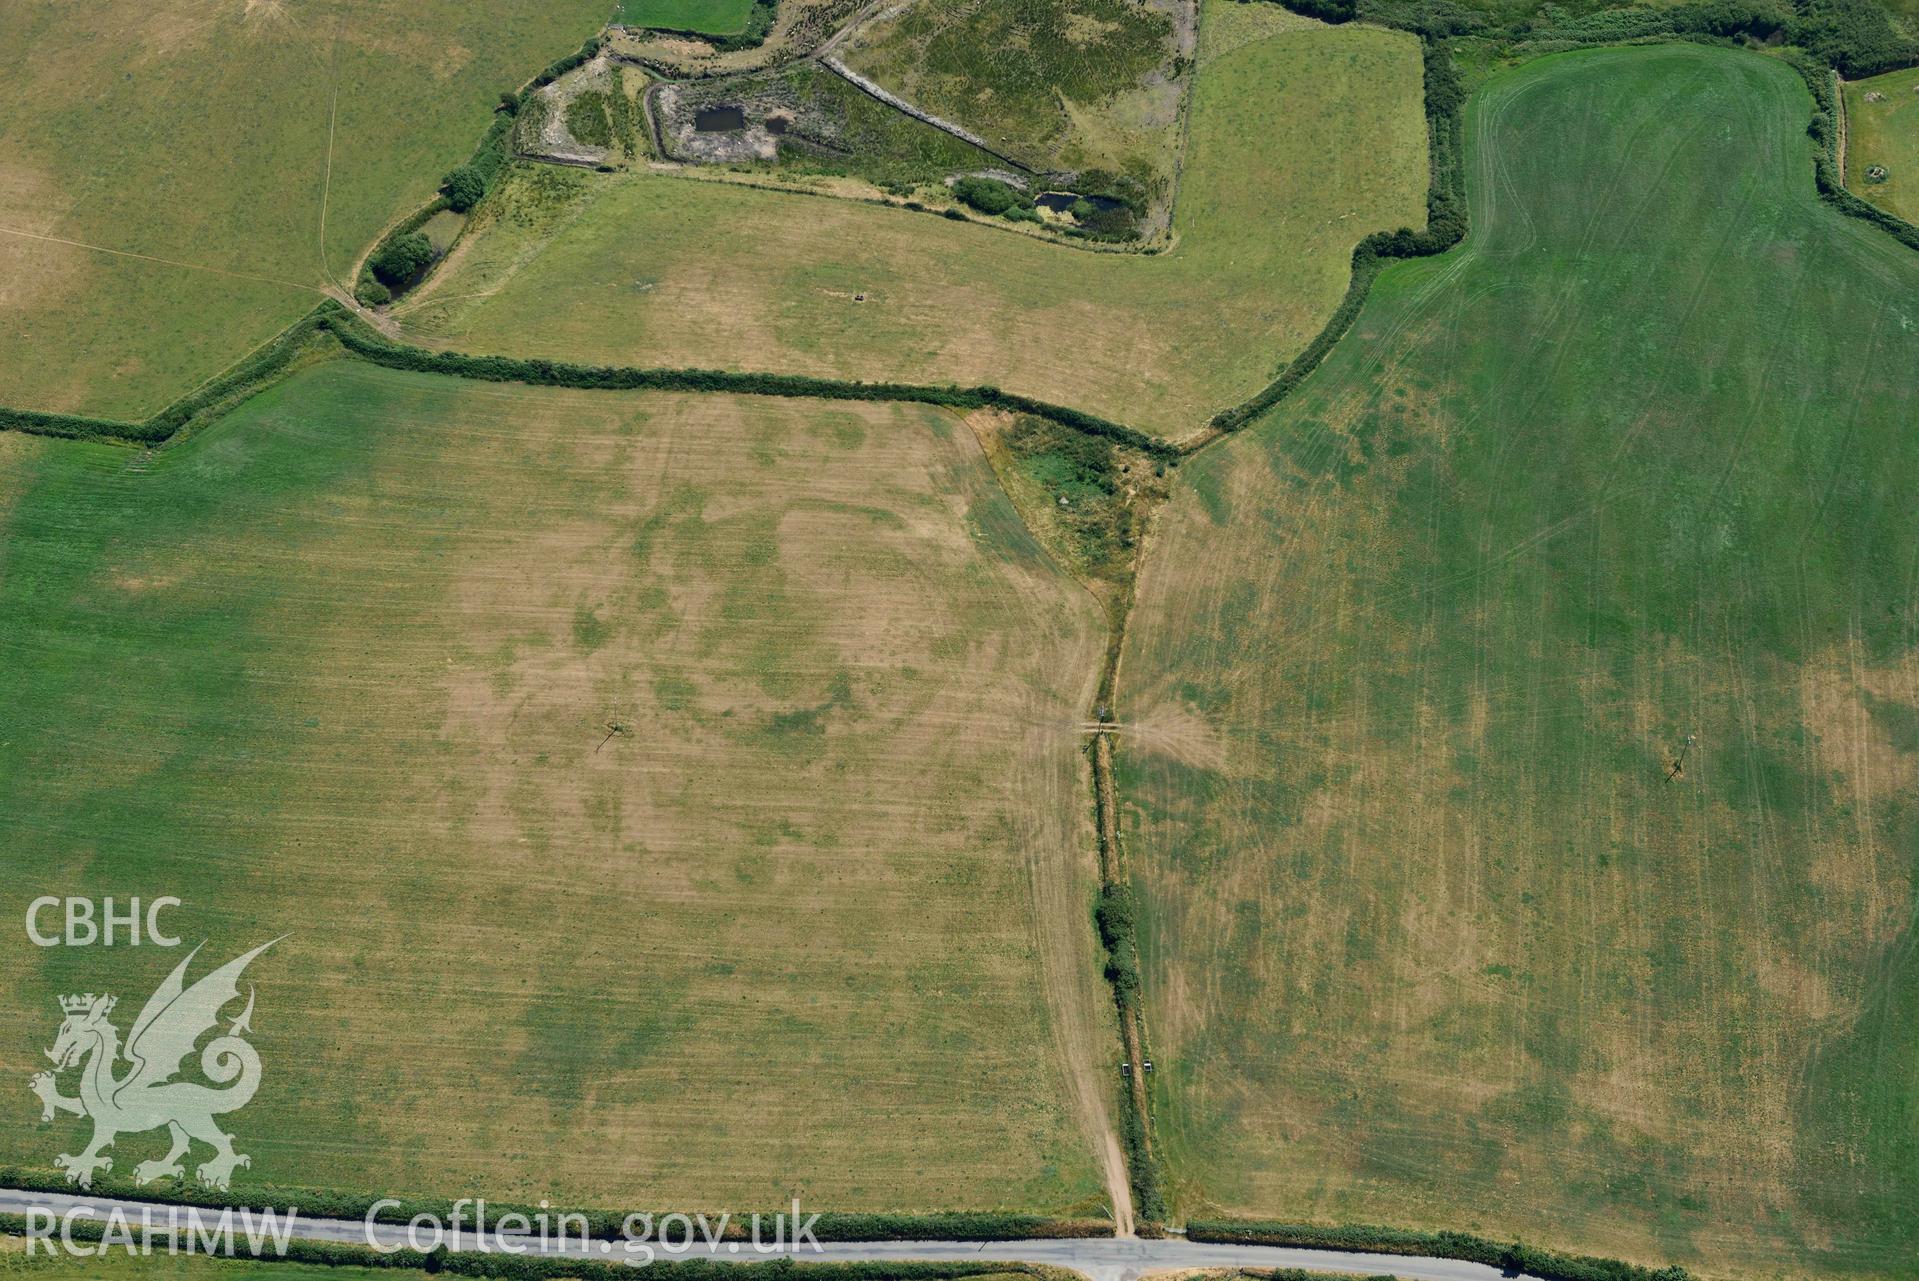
[{"left": 0, "top": 226, "right": 321, "bottom": 294}]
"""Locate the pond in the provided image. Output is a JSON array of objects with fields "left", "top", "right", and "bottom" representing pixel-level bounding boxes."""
[
  {"left": 694, "top": 105, "right": 747, "bottom": 133},
  {"left": 1034, "top": 191, "right": 1128, "bottom": 215}
]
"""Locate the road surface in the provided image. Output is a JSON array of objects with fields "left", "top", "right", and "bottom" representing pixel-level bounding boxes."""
[{"left": 0, "top": 1187, "right": 1544, "bottom": 1281}]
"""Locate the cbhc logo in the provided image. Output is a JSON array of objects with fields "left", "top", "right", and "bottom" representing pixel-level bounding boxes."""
[{"left": 25, "top": 897, "right": 183, "bottom": 947}]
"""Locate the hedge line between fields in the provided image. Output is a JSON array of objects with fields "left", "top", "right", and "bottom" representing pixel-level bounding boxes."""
[
  {"left": 1213, "top": 4, "right": 1918, "bottom": 438},
  {"left": 0, "top": 1170, "right": 1106, "bottom": 1245},
  {"left": 0, "top": 1212, "right": 1070, "bottom": 1279},
  {"left": 0, "top": 302, "right": 1181, "bottom": 461},
  {"left": 1187, "top": 1220, "right": 1693, "bottom": 1281},
  {"left": 320, "top": 307, "right": 1182, "bottom": 458},
  {"left": 1207, "top": 35, "right": 1466, "bottom": 433},
  {"left": 1097, "top": 874, "right": 1166, "bottom": 1227},
  {"left": 1790, "top": 50, "right": 1919, "bottom": 250},
  {"left": 0, "top": 305, "right": 339, "bottom": 445}
]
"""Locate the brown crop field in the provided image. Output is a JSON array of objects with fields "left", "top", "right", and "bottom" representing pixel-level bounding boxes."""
[{"left": 0, "top": 361, "right": 1122, "bottom": 1213}]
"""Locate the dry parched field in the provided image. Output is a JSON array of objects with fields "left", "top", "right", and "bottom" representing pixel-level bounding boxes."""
[
  {"left": 0, "top": 362, "right": 1121, "bottom": 1212},
  {"left": 1120, "top": 46, "right": 1919, "bottom": 1278},
  {"left": 399, "top": 10, "right": 1429, "bottom": 440},
  {"left": 0, "top": 0, "right": 609, "bottom": 419}
]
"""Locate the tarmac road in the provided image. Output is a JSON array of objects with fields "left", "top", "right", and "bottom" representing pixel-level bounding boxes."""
[{"left": 0, "top": 1187, "right": 1544, "bottom": 1281}]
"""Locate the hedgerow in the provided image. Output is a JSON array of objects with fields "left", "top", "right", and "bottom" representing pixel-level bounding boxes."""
[
  {"left": 0, "top": 305, "right": 340, "bottom": 445},
  {"left": 0, "top": 1211, "right": 1069, "bottom": 1278},
  {"left": 0, "top": 1172, "right": 1105, "bottom": 1245},
  {"left": 0, "top": 302, "right": 1181, "bottom": 465},
  {"left": 1215, "top": 0, "right": 1916, "bottom": 437},
  {"left": 1210, "top": 35, "right": 1465, "bottom": 433},
  {"left": 319, "top": 306, "right": 1180, "bottom": 458},
  {"left": 1785, "top": 48, "right": 1919, "bottom": 249},
  {"left": 1188, "top": 1220, "right": 1693, "bottom": 1281}
]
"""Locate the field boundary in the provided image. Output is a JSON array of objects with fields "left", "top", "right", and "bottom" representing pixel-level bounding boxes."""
[
  {"left": 0, "top": 301, "right": 1181, "bottom": 462},
  {"left": 0, "top": 1211, "right": 1082, "bottom": 1278},
  {"left": 1791, "top": 49, "right": 1919, "bottom": 250},
  {"left": 0, "top": 308, "right": 341, "bottom": 445},
  {"left": 0, "top": 1172, "right": 1109, "bottom": 1246},
  {"left": 1189, "top": 1221, "right": 1691, "bottom": 1281},
  {"left": 1196, "top": 32, "right": 1467, "bottom": 439}
]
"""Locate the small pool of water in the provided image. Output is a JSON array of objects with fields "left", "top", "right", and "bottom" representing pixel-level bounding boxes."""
[
  {"left": 694, "top": 106, "right": 746, "bottom": 133},
  {"left": 766, "top": 114, "right": 790, "bottom": 136},
  {"left": 1035, "top": 191, "right": 1127, "bottom": 215}
]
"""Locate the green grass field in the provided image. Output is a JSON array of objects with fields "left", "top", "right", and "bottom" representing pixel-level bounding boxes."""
[
  {"left": 0, "top": 0, "right": 607, "bottom": 418},
  {"left": 1119, "top": 44, "right": 1919, "bottom": 1278},
  {"left": 616, "top": 0, "right": 760, "bottom": 36},
  {"left": 0, "top": 1237, "right": 400, "bottom": 1280},
  {"left": 0, "top": 361, "right": 1123, "bottom": 1213},
  {"left": 402, "top": 10, "right": 1428, "bottom": 439},
  {"left": 1845, "top": 64, "right": 1919, "bottom": 224}
]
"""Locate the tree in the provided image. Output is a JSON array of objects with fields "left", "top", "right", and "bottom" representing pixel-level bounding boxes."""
[
  {"left": 369, "top": 232, "right": 434, "bottom": 287},
  {"left": 952, "top": 176, "right": 1023, "bottom": 216},
  {"left": 441, "top": 164, "right": 485, "bottom": 213}
]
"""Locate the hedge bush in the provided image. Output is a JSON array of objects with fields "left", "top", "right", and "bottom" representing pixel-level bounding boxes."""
[
  {"left": 370, "top": 232, "right": 435, "bottom": 286},
  {"left": 953, "top": 176, "right": 1024, "bottom": 215},
  {"left": 442, "top": 165, "right": 486, "bottom": 213}
]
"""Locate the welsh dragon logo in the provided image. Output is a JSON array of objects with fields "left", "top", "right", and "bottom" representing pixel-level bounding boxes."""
[{"left": 28, "top": 940, "right": 278, "bottom": 1191}]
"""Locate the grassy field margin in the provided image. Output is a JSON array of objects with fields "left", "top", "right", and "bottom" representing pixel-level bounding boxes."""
[
  {"left": 0, "top": 1176, "right": 1106, "bottom": 1244},
  {"left": 1189, "top": 1223, "right": 1689, "bottom": 1281},
  {"left": 0, "top": 1214, "right": 1080, "bottom": 1277}
]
